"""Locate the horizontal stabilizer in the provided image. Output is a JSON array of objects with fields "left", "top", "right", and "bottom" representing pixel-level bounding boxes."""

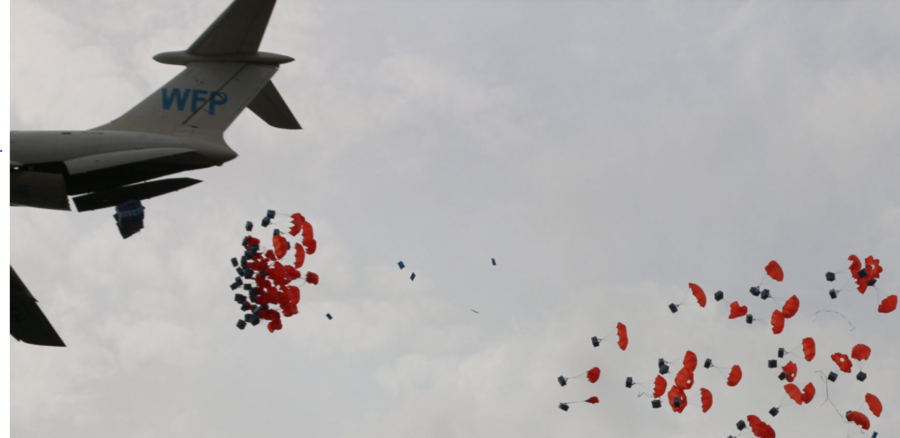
[
  {"left": 73, "top": 178, "right": 202, "bottom": 212},
  {"left": 248, "top": 80, "right": 301, "bottom": 129},
  {"left": 10, "top": 267, "right": 65, "bottom": 347},
  {"left": 188, "top": 0, "right": 277, "bottom": 55}
]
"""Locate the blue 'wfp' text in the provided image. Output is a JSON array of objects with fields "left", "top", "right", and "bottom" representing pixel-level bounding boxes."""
[{"left": 161, "top": 88, "right": 228, "bottom": 114}]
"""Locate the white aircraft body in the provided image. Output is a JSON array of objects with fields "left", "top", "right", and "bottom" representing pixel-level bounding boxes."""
[{"left": 10, "top": 0, "right": 299, "bottom": 346}]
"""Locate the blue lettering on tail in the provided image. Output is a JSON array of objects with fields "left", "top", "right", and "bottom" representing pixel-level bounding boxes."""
[
  {"left": 209, "top": 92, "right": 228, "bottom": 115},
  {"left": 162, "top": 88, "right": 228, "bottom": 114},
  {"left": 161, "top": 88, "right": 190, "bottom": 111},
  {"left": 191, "top": 89, "right": 208, "bottom": 113}
]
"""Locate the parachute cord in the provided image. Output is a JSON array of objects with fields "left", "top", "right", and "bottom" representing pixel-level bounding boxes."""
[
  {"left": 777, "top": 393, "right": 787, "bottom": 408},
  {"left": 813, "top": 310, "right": 856, "bottom": 331},
  {"left": 817, "top": 372, "right": 848, "bottom": 422},
  {"left": 677, "top": 288, "right": 690, "bottom": 307},
  {"left": 636, "top": 391, "right": 654, "bottom": 399},
  {"left": 600, "top": 328, "right": 616, "bottom": 341},
  {"left": 837, "top": 277, "right": 853, "bottom": 293},
  {"left": 713, "top": 366, "right": 729, "bottom": 379}
]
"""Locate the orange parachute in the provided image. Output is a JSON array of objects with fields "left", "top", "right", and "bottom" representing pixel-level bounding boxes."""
[
  {"left": 747, "top": 415, "right": 776, "bottom": 438},
  {"left": 852, "top": 344, "right": 871, "bottom": 362},
  {"left": 802, "top": 338, "right": 816, "bottom": 362},
  {"left": 832, "top": 353, "right": 852, "bottom": 373},
  {"left": 784, "top": 384, "right": 803, "bottom": 405},
  {"left": 667, "top": 385, "right": 687, "bottom": 413},
  {"left": 766, "top": 260, "right": 784, "bottom": 282},
  {"left": 729, "top": 301, "right": 749, "bottom": 319},
  {"left": 879, "top": 295, "right": 897, "bottom": 313},
  {"left": 727, "top": 365, "right": 742, "bottom": 387},
  {"left": 683, "top": 350, "right": 698, "bottom": 372},
  {"left": 700, "top": 388, "right": 712, "bottom": 413},
  {"left": 782, "top": 361, "right": 797, "bottom": 382},
  {"left": 587, "top": 367, "right": 601, "bottom": 383},
  {"left": 653, "top": 375, "right": 667, "bottom": 399},
  {"left": 771, "top": 310, "right": 785, "bottom": 335},
  {"left": 689, "top": 283, "right": 707, "bottom": 307},
  {"left": 617, "top": 322, "right": 628, "bottom": 351},
  {"left": 675, "top": 367, "right": 694, "bottom": 390},
  {"left": 801, "top": 382, "right": 815, "bottom": 404},
  {"left": 781, "top": 295, "right": 799, "bottom": 319},
  {"left": 846, "top": 411, "right": 870, "bottom": 430},
  {"left": 273, "top": 234, "right": 289, "bottom": 259},
  {"left": 866, "top": 393, "right": 882, "bottom": 417}
]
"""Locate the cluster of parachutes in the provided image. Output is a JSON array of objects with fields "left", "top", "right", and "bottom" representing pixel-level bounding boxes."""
[
  {"left": 558, "top": 258, "right": 889, "bottom": 437},
  {"left": 230, "top": 210, "right": 319, "bottom": 332},
  {"left": 557, "top": 323, "right": 627, "bottom": 412},
  {"left": 826, "top": 255, "right": 896, "bottom": 315}
]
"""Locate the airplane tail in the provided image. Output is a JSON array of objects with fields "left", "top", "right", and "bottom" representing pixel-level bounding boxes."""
[{"left": 93, "top": 0, "right": 300, "bottom": 143}]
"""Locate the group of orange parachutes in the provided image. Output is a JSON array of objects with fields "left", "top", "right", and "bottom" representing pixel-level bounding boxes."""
[
  {"left": 230, "top": 211, "right": 319, "bottom": 333},
  {"left": 558, "top": 256, "right": 890, "bottom": 438}
]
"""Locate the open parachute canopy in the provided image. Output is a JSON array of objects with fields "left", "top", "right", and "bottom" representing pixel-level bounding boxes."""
[
  {"left": 801, "top": 382, "right": 815, "bottom": 404},
  {"left": 852, "top": 344, "right": 871, "bottom": 362},
  {"left": 784, "top": 384, "right": 803, "bottom": 405},
  {"left": 747, "top": 415, "right": 776, "bottom": 438},
  {"left": 231, "top": 210, "right": 320, "bottom": 333},
  {"left": 782, "top": 361, "right": 797, "bottom": 382},
  {"left": 866, "top": 394, "right": 882, "bottom": 417},
  {"left": 846, "top": 411, "right": 870, "bottom": 430},
  {"left": 683, "top": 350, "right": 698, "bottom": 372},
  {"left": 653, "top": 375, "right": 667, "bottom": 399},
  {"left": 668, "top": 385, "right": 687, "bottom": 413},
  {"left": 802, "top": 338, "right": 816, "bottom": 362},
  {"left": 727, "top": 365, "right": 743, "bottom": 387},
  {"left": 878, "top": 295, "right": 897, "bottom": 313},
  {"left": 689, "top": 283, "right": 707, "bottom": 307},
  {"left": 766, "top": 260, "right": 784, "bottom": 282},
  {"left": 831, "top": 353, "right": 852, "bottom": 373},
  {"left": 782, "top": 295, "right": 800, "bottom": 318},
  {"left": 771, "top": 310, "right": 785, "bottom": 335},
  {"left": 700, "top": 388, "right": 712, "bottom": 413},
  {"left": 587, "top": 367, "right": 601, "bottom": 383},
  {"left": 617, "top": 322, "right": 629, "bottom": 350},
  {"left": 729, "top": 301, "right": 749, "bottom": 319}
]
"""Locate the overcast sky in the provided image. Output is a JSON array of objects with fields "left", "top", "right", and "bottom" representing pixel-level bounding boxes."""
[{"left": 9, "top": 1, "right": 900, "bottom": 437}]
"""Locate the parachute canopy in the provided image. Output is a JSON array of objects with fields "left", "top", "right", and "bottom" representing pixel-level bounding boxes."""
[
  {"left": 668, "top": 385, "right": 687, "bottom": 413},
  {"left": 771, "top": 310, "right": 785, "bottom": 335},
  {"left": 683, "top": 350, "right": 698, "bottom": 372},
  {"left": 802, "top": 338, "right": 816, "bottom": 362},
  {"left": 653, "top": 375, "right": 667, "bottom": 399},
  {"left": 846, "top": 411, "right": 870, "bottom": 430},
  {"left": 766, "top": 260, "right": 784, "bottom": 282},
  {"left": 617, "top": 323, "right": 629, "bottom": 351},
  {"left": 675, "top": 367, "right": 694, "bottom": 390},
  {"left": 878, "top": 295, "right": 897, "bottom": 313},
  {"left": 782, "top": 361, "right": 797, "bottom": 382},
  {"left": 700, "top": 388, "right": 712, "bottom": 413},
  {"left": 801, "top": 382, "right": 815, "bottom": 404},
  {"left": 852, "top": 344, "right": 871, "bottom": 362},
  {"left": 866, "top": 394, "right": 882, "bottom": 417},
  {"left": 727, "top": 365, "right": 742, "bottom": 387},
  {"left": 729, "top": 301, "right": 749, "bottom": 319},
  {"left": 689, "top": 283, "right": 707, "bottom": 307},
  {"left": 587, "top": 367, "right": 601, "bottom": 383},
  {"left": 784, "top": 384, "right": 803, "bottom": 405},
  {"left": 832, "top": 353, "right": 852, "bottom": 373},
  {"left": 782, "top": 295, "right": 799, "bottom": 319}
]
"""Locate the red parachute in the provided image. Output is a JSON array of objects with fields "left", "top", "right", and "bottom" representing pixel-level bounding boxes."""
[
  {"left": 782, "top": 361, "right": 797, "bottom": 382},
  {"left": 781, "top": 295, "right": 799, "bottom": 319},
  {"left": 766, "top": 260, "right": 784, "bottom": 282},
  {"left": 293, "top": 243, "right": 306, "bottom": 268},
  {"left": 831, "top": 352, "right": 852, "bottom": 373},
  {"left": 846, "top": 411, "right": 870, "bottom": 430},
  {"left": 729, "top": 301, "right": 749, "bottom": 319},
  {"left": 849, "top": 255, "right": 862, "bottom": 277},
  {"left": 668, "top": 385, "right": 687, "bottom": 413},
  {"left": 653, "top": 375, "right": 667, "bottom": 399},
  {"left": 747, "top": 415, "right": 776, "bottom": 438},
  {"left": 801, "top": 382, "right": 815, "bottom": 404},
  {"left": 689, "top": 283, "right": 707, "bottom": 307},
  {"left": 675, "top": 367, "right": 694, "bottom": 390},
  {"left": 802, "top": 338, "right": 816, "bottom": 362},
  {"left": 700, "top": 388, "right": 712, "bottom": 413},
  {"left": 879, "top": 295, "right": 897, "bottom": 313},
  {"left": 617, "top": 323, "right": 628, "bottom": 351},
  {"left": 866, "top": 393, "right": 882, "bottom": 417},
  {"left": 771, "top": 310, "right": 785, "bottom": 335},
  {"left": 851, "top": 344, "right": 871, "bottom": 362},
  {"left": 273, "top": 234, "right": 289, "bottom": 259},
  {"left": 586, "top": 396, "right": 599, "bottom": 404},
  {"left": 587, "top": 367, "right": 601, "bottom": 383},
  {"left": 727, "top": 365, "right": 742, "bottom": 387},
  {"left": 683, "top": 350, "right": 698, "bottom": 372},
  {"left": 784, "top": 384, "right": 803, "bottom": 405}
]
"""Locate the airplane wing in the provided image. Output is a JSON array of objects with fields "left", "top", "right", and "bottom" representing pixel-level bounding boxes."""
[
  {"left": 10, "top": 267, "right": 66, "bottom": 347},
  {"left": 187, "top": 0, "right": 277, "bottom": 55}
]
